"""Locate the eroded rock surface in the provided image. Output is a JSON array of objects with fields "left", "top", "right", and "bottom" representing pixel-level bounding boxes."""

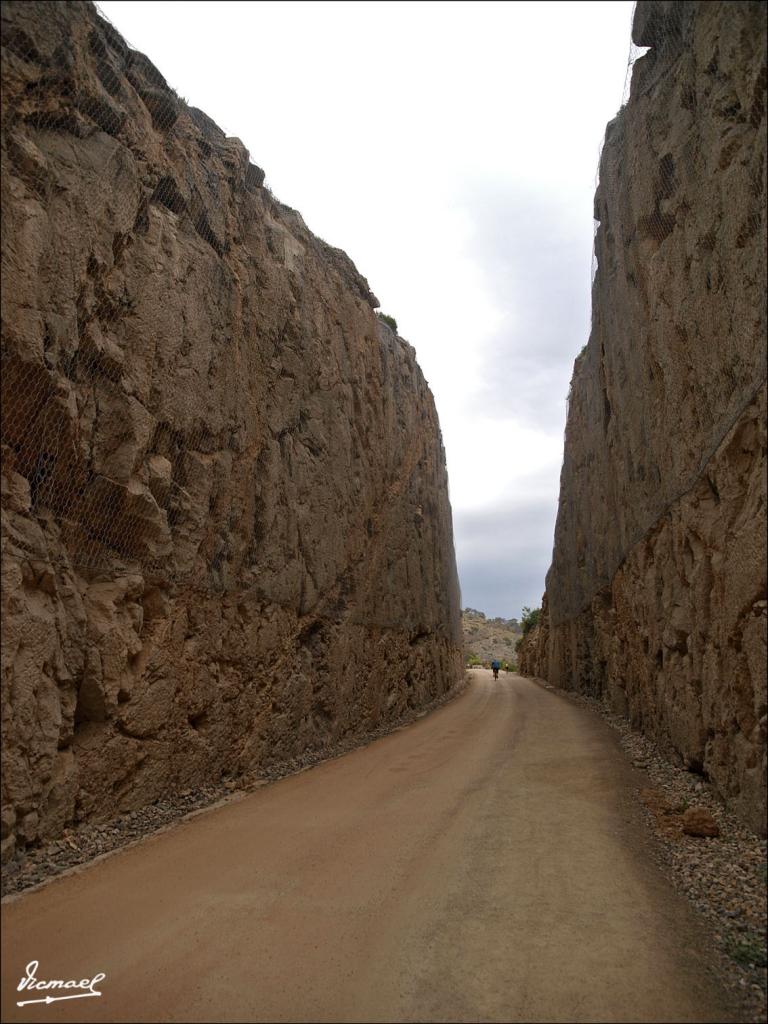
[
  {"left": 0, "top": 1, "right": 463, "bottom": 860},
  {"left": 519, "top": 0, "right": 767, "bottom": 833}
]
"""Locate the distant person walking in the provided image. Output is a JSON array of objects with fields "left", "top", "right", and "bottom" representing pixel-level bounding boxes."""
[{"left": 491, "top": 659, "right": 500, "bottom": 680}]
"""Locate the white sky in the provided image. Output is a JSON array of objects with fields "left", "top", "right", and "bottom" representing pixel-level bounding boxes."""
[{"left": 99, "top": 0, "right": 635, "bottom": 619}]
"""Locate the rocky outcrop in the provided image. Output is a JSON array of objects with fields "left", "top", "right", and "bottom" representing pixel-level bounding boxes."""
[
  {"left": 517, "top": 594, "right": 549, "bottom": 680},
  {"left": 0, "top": 1, "right": 463, "bottom": 860},
  {"left": 520, "top": 1, "right": 767, "bottom": 833}
]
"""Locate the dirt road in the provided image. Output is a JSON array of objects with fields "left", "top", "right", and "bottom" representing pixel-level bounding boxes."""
[{"left": 1, "top": 671, "right": 732, "bottom": 1023}]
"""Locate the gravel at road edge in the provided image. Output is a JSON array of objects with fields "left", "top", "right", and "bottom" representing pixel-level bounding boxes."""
[{"left": 540, "top": 680, "right": 767, "bottom": 1024}]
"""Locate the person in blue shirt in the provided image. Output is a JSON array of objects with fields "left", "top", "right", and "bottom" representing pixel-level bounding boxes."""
[{"left": 491, "top": 659, "right": 501, "bottom": 680}]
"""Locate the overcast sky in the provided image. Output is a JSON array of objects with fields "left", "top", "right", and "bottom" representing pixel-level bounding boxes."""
[{"left": 100, "top": 0, "right": 635, "bottom": 619}]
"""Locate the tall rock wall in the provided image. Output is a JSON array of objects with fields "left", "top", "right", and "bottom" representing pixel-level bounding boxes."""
[
  {"left": 0, "top": 1, "right": 463, "bottom": 860},
  {"left": 520, "top": 1, "right": 767, "bottom": 833}
]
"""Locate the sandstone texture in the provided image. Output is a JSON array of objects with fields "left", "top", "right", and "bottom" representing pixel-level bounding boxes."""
[
  {"left": 0, "top": 1, "right": 463, "bottom": 860},
  {"left": 519, "top": 1, "right": 767, "bottom": 833}
]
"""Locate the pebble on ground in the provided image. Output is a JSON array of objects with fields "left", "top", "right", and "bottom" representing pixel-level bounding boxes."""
[
  {"left": 559, "top": 685, "right": 767, "bottom": 1024},
  {"left": 3, "top": 674, "right": 765, "bottom": 1024}
]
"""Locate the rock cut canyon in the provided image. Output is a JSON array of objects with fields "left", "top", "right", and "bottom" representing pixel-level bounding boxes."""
[
  {"left": 519, "top": 0, "right": 767, "bottom": 835},
  {"left": 0, "top": 0, "right": 464, "bottom": 860}
]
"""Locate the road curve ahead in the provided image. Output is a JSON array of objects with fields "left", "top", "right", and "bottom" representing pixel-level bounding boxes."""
[{"left": 2, "top": 671, "right": 732, "bottom": 1023}]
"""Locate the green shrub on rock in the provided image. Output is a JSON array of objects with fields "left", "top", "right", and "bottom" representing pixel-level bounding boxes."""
[{"left": 376, "top": 312, "right": 398, "bottom": 334}]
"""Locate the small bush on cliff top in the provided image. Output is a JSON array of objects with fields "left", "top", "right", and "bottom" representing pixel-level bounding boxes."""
[
  {"left": 521, "top": 606, "right": 541, "bottom": 636},
  {"left": 377, "top": 312, "right": 398, "bottom": 334}
]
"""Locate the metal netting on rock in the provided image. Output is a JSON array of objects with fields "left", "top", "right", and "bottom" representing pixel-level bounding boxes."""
[{"left": 1, "top": 2, "right": 268, "bottom": 590}]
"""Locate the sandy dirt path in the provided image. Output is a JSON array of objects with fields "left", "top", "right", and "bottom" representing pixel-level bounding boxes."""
[{"left": 1, "top": 670, "right": 732, "bottom": 1023}]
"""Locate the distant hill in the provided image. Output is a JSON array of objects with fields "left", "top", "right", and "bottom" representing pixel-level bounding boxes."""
[{"left": 462, "top": 609, "right": 521, "bottom": 668}]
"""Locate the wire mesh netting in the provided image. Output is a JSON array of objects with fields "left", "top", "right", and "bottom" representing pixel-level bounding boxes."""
[
  {"left": 2, "top": 0, "right": 766, "bottom": 597},
  {"left": 1, "top": 1, "right": 271, "bottom": 589}
]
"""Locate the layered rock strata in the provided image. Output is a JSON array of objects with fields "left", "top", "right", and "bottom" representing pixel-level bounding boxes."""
[
  {"left": 520, "top": 0, "right": 767, "bottom": 833},
  {"left": 0, "top": 0, "right": 463, "bottom": 859}
]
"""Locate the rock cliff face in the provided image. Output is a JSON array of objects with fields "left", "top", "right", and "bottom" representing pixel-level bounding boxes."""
[
  {"left": 0, "top": 1, "right": 463, "bottom": 860},
  {"left": 520, "top": 1, "right": 767, "bottom": 833}
]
